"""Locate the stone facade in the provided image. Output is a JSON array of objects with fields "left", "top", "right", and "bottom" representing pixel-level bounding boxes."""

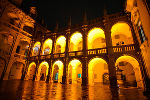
[{"left": 0, "top": 0, "right": 150, "bottom": 94}]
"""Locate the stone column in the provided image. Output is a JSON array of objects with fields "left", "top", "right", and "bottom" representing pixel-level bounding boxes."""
[
  {"left": 46, "top": 35, "right": 55, "bottom": 82},
  {"left": 33, "top": 60, "right": 39, "bottom": 81},
  {"left": 82, "top": 25, "right": 88, "bottom": 85},
  {"left": 46, "top": 59, "right": 52, "bottom": 82},
  {"left": 104, "top": 18, "right": 118, "bottom": 98},
  {"left": 62, "top": 29, "right": 70, "bottom": 84},
  {"left": 39, "top": 37, "right": 44, "bottom": 57}
]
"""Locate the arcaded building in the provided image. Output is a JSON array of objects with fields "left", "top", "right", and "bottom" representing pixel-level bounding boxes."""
[{"left": 0, "top": 0, "right": 150, "bottom": 93}]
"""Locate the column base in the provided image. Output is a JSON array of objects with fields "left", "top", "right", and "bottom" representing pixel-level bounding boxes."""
[
  {"left": 62, "top": 76, "right": 67, "bottom": 84},
  {"left": 109, "top": 76, "right": 118, "bottom": 88},
  {"left": 82, "top": 77, "right": 88, "bottom": 86},
  {"left": 46, "top": 75, "right": 50, "bottom": 83},
  {"left": 143, "top": 79, "right": 150, "bottom": 97},
  {"left": 32, "top": 75, "right": 36, "bottom": 81}
]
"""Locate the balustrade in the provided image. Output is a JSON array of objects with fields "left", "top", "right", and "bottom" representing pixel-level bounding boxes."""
[
  {"left": 69, "top": 50, "right": 83, "bottom": 57},
  {"left": 28, "top": 44, "right": 135, "bottom": 59},
  {"left": 88, "top": 48, "right": 107, "bottom": 55},
  {"left": 14, "top": 53, "right": 26, "bottom": 60},
  {"left": 112, "top": 44, "right": 135, "bottom": 53}
]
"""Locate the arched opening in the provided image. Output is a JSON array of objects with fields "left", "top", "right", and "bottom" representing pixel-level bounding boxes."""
[
  {"left": 115, "top": 55, "right": 143, "bottom": 88},
  {"left": 37, "top": 61, "right": 49, "bottom": 81},
  {"left": 42, "top": 39, "right": 52, "bottom": 55},
  {"left": 111, "top": 22, "right": 134, "bottom": 46},
  {"left": 68, "top": 59, "right": 82, "bottom": 84},
  {"left": 9, "top": 62, "right": 24, "bottom": 80},
  {"left": 32, "top": 42, "right": 41, "bottom": 56},
  {"left": 52, "top": 60, "right": 64, "bottom": 83},
  {"left": 17, "top": 40, "right": 29, "bottom": 55},
  {"left": 69, "top": 32, "right": 83, "bottom": 51},
  {"left": 88, "top": 28, "right": 106, "bottom": 49},
  {"left": 88, "top": 58, "right": 109, "bottom": 85},
  {"left": 55, "top": 36, "right": 66, "bottom": 53},
  {"left": 26, "top": 62, "right": 36, "bottom": 80}
]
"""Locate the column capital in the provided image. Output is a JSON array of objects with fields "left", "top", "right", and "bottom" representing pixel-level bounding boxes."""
[{"left": 82, "top": 25, "right": 88, "bottom": 31}]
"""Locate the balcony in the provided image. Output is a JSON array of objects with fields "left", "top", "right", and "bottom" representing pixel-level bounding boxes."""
[
  {"left": 69, "top": 50, "right": 83, "bottom": 57},
  {"left": 53, "top": 53, "right": 65, "bottom": 58},
  {"left": 2, "top": 22, "right": 32, "bottom": 37},
  {"left": 14, "top": 53, "right": 26, "bottom": 63},
  {"left": 28, "top": 44, "right": 136, "bottom": 60},
  {"left": 88, "top": 48, "right": 107, "bottom": 55},
  {"left": 40, "top": 54, "right": 51, "bottom": 60},
  {"left": 112, "top": 44, "right": 135, "bottom": 53}
]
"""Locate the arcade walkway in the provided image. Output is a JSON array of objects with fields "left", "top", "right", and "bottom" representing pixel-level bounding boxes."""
[{"left": 0, "top": 80, "right": 149, "bottom": 100}]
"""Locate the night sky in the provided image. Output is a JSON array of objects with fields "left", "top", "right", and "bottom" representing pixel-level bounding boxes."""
[{"left": 22, "top": 0, "right": 126, "bottom": 31}]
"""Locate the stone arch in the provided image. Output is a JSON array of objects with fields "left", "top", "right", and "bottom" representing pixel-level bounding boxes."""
[
  {"left": 88, "top": 27, "right": 106, "bottom": 49},
  {"left": 111, "top": 22, "right": 134, "bottom": 46},
  {"left": 55, "top": 36, "right": 66, "bottom": 53},
  {"left": 51, "top": 60, "right": 64, "bottom": 83},
  {"left": 115, "top": 55, "right": 143, "bottom": 88},
  {"left": 69, "top": 32, "right": 83, "bottom": 51},
  {"left": 26, "top": 62, "right": 36, "bottom": 80},
  {"left": 42, "top": 38, "right": 53, "bottom": 55},
  {"left": 17, "top": 40, "right": 29, "bottom": 55},
  {"left": 88, "top": 57, "right": 108, "bottom": 85},
  {"left": 37, "top": 61, "right": 49, "bottom": 81},
  {"left": 68, "top": 59, "right": 82, "bottom": 84},
  {"left": 9, "top": 62, "right": 24, "bottom": 80},
  {"left": 32, "top": 41, "right": 41, "bottom": 56}
]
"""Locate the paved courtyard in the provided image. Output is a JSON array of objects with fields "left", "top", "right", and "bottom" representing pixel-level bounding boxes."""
[{"left": 0, "top": 80, "right": 149, "bottom": 100}]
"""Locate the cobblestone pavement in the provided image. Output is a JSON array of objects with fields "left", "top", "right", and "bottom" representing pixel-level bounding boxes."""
[{"left": 0, "top": 80, "right": 149, "bottom": 100}]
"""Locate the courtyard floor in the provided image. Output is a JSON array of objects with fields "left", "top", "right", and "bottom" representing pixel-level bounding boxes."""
[{"left": 0, "top": 80, "right": 149, "bottom": 100}]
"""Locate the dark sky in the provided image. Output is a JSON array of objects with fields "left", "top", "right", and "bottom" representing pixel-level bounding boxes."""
[{"left": 22, "top": 0, "right": 126, "bottom": 31}]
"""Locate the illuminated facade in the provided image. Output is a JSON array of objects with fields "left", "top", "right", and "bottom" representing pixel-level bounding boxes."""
[
  {"left": 0, "top": 0, "right": 50, "bottom": 80},
  {"left": 24, "top": 11, "right": 150, "bottom": 92},
  {"left": 0, "top": 0, "right": 150, "bottom": 93}
]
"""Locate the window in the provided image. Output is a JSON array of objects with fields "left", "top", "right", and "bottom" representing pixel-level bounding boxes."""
[
  {"left": 16, "top": 46, "right": 20, "bottom": 53},
  {"left": 137, "top": 21, "right": 146, "bottom": 43}
]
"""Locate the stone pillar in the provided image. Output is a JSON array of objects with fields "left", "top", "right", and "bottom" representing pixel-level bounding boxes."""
[
  {"left": 104, "top": 18, "right": 118, "bottom": 98},
  {"left": 39, "top": 39, "right": 44, "bottom": 57},
  {"left": 33, "top": 61, "right": 39, "bottom": 81},
  {"left": 62, "top": 29, "right": 70, "bottom": 84},
  {"left": 82, "top": 24, "right": 88, "bottom": 85},
  {"left": 46, "top": 59, "right": 52, "bottom": 82},
  {"left": 46, "top": 35, "right": 55, "bottom": 82}
]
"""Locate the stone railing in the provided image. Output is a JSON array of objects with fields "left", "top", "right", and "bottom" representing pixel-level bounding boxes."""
[
  {"left": 40, "top": 54, "right": 51, "bottom": 59},
  {"left": 28, "top": 44, "right": 136, "bottom": 60},
  {"left": 30, "top": 56, "right": 38, "bottom": 61},
  {"left": 112, "top": 44, "right": 135, "bottom": 53},
  {"left": 69, "top": 50, "right": 83, "bottom": 57},
  {"left": 88, "top": 47, "right": 107, "bottom": 55},
  {"left": 14, "top": 53, "right": 26, "bottom": 60},
  {"left": 53, "top": 53, "right": 65, "bottom": 58},
  {"left": 2, "top": 22, "right": 32, "bottom": 37}
]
